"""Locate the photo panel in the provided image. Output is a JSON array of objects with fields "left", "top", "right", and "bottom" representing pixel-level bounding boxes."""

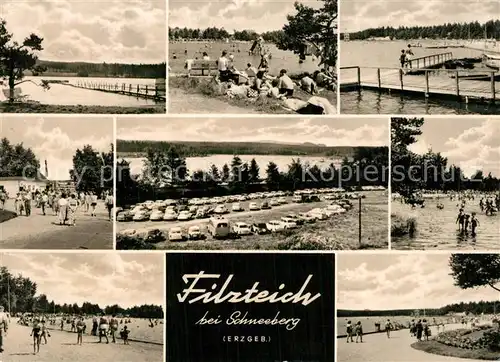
[
  {"left": 0, "top": 116, "right": 114, "bottom": 249},
  {"left": 390, "top": 116, "right": 500, "bottom": 250},
  {"left": 0, "top": 252, "right": 164, "bottom": 361},
  {"left": 115, "top": 116, "right": 389, "bottom": 251},
  {"left": 339, "top": 1, "right": 500, "bottom": 115},
  {"left": 166, "top": 252, "right": 335, "bottom": 362},
  {"left": 168, "top": 0, "right": 337, "bottom": 114},
  {"left": 337, "top": 252, "right": 500, "bottom": 362},
  {"left": 0, "top": 0, "right": 166, "bottom": 114}
]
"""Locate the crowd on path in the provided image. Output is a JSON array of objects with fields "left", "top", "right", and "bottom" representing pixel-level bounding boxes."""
[{"left": 0, "top": 187, "right": 114, "bottom": 223}]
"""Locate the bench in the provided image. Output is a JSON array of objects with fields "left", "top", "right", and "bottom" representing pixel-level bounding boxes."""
[{"left": 187, "top": 60, "right": 218, "bottom": 77}]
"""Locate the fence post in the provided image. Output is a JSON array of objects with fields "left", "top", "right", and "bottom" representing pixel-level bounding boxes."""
[
  {"left": 145, "top": 85, "right": 148, "bottom": 96},
  {"left": 136, "top": 85, "right": 140, "bottom": 96},
  {"left": 377, "top": 68, "right": 381, "bottom": 89},
  {"left": 425, "top": 70, "right": 429, "bottom": 94},
  {"left": 491, "top": 72, "right": 496, "bottom": 101},
  {"left": 129, "top": 84, "right": 132, "bottom": 93},
  {"left": 399, "top": 69, "right": 404, "bottom": 90},
  {"left": 455, "top": 71, "right": 460, "bottom": 99},
  {"left": 357, "top": 67, "right": 361, "bottom": 86}
]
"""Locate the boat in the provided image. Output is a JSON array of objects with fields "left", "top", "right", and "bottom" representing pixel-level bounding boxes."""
[
  {"left": 482, "top": 53, "right": 500, "bottom": 71},
  {"left": 449, "top": 72, "right": 500, "bottom": 81}
]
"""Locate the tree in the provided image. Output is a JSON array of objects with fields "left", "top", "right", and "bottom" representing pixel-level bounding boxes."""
[
  {"left": 265, "top": 162, "right": 281, "bottom": 190},
  {"left": 277, "top": 0, "right": 337, "bottom": 68},
  {"left": 0, "top": 19, "right": 49, "bottom": 102},
  {"left": 249, "top": 158, "right": 260, "bottom": 182},
  {"left": 141, "top": 147, "right": 187, "bottom": 188},
  {"left": 71, "top": 144, "right": 109, "bottom": 194},
  {"left": 0, "top": 137, "right": 40, "bottom": 178},
  {"left": 449, "top": 254, "right": 500, "bottom": 292},
  {"left": 221, "top": 163, "right": 230, "bottom": 183},
  {"left": 208, "top": 164, "right": 220, "bottom": 182}
]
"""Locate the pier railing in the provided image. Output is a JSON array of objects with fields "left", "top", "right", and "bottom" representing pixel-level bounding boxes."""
[
  {"left": 407, "top": 52, "right": 453, "bottom": 69},
  {"left": 340, "top": 66, "right": 498, "bottom": 101},
  {"left": 74, "top": 81, "right": 166, "bottom": 100}
]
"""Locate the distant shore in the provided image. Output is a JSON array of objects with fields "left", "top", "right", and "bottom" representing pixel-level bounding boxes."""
[{"left": 0, "top": 103, "right": 166, "bottom": 114}]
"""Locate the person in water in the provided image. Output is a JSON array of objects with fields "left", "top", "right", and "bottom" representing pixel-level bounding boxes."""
[
  {"left": 464, "top": 214, "right": 471, "bottom": 233},
  {"left": 400, "top": 50, "right": 406, "bottom": 69},
  {"left": 456, "top": 210, "right": 465, "bottom": 232},
  {"left": 471, "top": 213, "right": 480, "bottom": 236}
]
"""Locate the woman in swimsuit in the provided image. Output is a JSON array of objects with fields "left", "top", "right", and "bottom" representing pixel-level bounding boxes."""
[{"left": 30, "top": 318, "right": 42, "bottom": 354}]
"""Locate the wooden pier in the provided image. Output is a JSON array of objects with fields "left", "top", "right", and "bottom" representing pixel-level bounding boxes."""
[
  {"left": 69, "top": 81, "right": 166, "bottom": 102},
  {"left": 340, "top": 52, "right": 498, "bottom": 103}
]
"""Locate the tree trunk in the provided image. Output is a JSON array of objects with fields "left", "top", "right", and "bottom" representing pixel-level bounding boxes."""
[{"left": 8, "top": 77, "right": 15, "bottom": 103}]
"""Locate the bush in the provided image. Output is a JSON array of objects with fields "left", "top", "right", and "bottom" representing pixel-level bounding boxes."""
[
  {"left": 277, "top": 232, "right": 349, "bottom": 250},
  {"left": 116, "top": 235, "right": 155, "bottom": 250},
  {"left": 482, "top": 330, "right": 500, "bottom": 351},
  {"left": 435, "top": 327, "right": 500, "bottom": 351},
  {"left": 391, "top": 213, "right": 417, "bottom": 237}
]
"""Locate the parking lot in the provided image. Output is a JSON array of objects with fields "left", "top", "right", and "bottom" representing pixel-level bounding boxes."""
[{"left": 116, "top": 188, "right": 389, "bottom": 250}]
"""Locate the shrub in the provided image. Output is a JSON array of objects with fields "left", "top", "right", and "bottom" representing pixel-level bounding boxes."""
[
  {"left": 116, "top": 235, "right": 155, "bottom": 250},
  {"left": 391, "top": 213, "right": 417, "bottom": 237}
]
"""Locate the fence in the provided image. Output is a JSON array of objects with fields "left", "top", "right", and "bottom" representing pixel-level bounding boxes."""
[{"left": 74, "top": 81, "right": 166, "bottom": 100}]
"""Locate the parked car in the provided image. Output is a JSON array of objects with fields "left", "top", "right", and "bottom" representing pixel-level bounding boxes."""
[
  {"left": 293, "top": 195, "right": 302, "bottom": 203},
  {"left": 299, "top": 212, "right": 316, "bottom": 223},
  {"left": 132, "top": 209, "right": 150, "bottom": 221},
  {"left": 249, "top": 202, "right": 260, "bottom": 211},
  {"left": 251, "top": 223, "right": 269, "bottom": 234},
  {"left": 280, "top": 217, "right": 298, "bottom": 229},
  {"left": 308, "top": 208, "right": 328, "bottom": 220},
  {"left": 214, "top": 204, "right": 229, "bottom": 214},
  {"left": 188, "top": 225, "right": 204, "bottom": 240},
  {"left": 130, "top": 205, "right": 146, "bottom": 215},
  {"left": 208, "top": 217, "right": 230, "bottom": 238},
  {"left": 261, "top": 201, "right": 271, "bottom": 209},
  {"left": 269, "top": 199, "right": 280, "bottom": 206},
  {"left": 232, "top": 203, "right": 244, "bottom": 212},
  {"left": 233, "top": 222, "right": 252, "bottom": 235},
  {"left": 149, "top": 209, "right": 164, "bottom": 221},
  {"left": 177, "top": 211, "right": 193, "bottom": 221},
  {"left": 168, "top": 227, "right": 185, "bottom": 241},
  {"left": 266, "top": 220, "right": 285, "bottom": 232},
  {"left": 116, "top": 210, "right": 133, "bottom": 222},
  {"left": 285, "top": 213, "right": 305, "bottom": 226},
  {"left": 188, "top": 205, "right": 198, "bottom": 213},
  {"left": 163, "top": 210, "right": 178, "bottom": 221},
  {"left": 277, "top": 197, "right": 288, "bottom": 204}
]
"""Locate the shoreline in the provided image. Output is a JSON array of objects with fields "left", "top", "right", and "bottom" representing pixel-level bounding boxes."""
[{"left": 0, "top": 103, "right": 166, "bottom": 114}]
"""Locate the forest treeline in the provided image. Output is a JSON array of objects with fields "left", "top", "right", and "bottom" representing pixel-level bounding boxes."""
[
  {"left": 338, "top": 300, "right": 500, "bottom": 317},
  {"left": 117, "top": 140, "right": 355, "bottom": 158},
  {"left": 0, "top": 267, "right": 163, "bottom": 318},
  {"left": 342, "top": 20, "right": 500, "bottom": 41},
  {"left": 168, "top": 26, "right": 284, "bottom": 44},
  {"left": 34, "top": 60, "right": 167, "bottom": 79}
]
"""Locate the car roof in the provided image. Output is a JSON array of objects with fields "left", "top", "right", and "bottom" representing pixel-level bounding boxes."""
[{"left": 171, "top": 227, "right": 182, "bottom": 232}]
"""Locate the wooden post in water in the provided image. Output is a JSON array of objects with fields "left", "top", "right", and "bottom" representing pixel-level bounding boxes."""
[
  {"left": 357, "top": 67, "right": 361, "bottom": 87},
  {"left": 136, "top": 85, "right": 140, "bottom": 96},
  {"left": 145, "top": 85, "right": 148, "bottom": 96},
  {"left": 129, "top": 84, "right": 132, "bottom": 93},
  {"left": 399, "top": 69, "right": 404, "bottom": 90},
  {"left": 455, "top": 71, "right": 460, "bottom": 99},
  {"left": 491, "top": 72, "right": 496, "bottom": 101},
  {"left": 155, "top": 85, "right": 159, "bottom": 98},
  {"left": 377, "top": 68, "right": 381, "bottom": 89},
  {"left": 425, "top": 70, "right": 429, "bottom": 94}
]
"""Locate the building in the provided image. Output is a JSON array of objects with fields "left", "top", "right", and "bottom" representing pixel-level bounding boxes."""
[{"left": 0, "top": 175, "right": 49, "bottom": 198}]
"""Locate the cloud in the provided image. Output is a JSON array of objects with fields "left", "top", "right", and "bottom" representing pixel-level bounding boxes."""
[
  {"left": 3, "top": 0, "right": 166, "bottom": 62},
  {"left": 0, "top": 253, "right": 164, "bottom": 308},
  {"left": 117, "top": 117, "right": 389, "bottom": 147},
  {"left": 169, "top": 0, "right": 319, "bottom": 32},
  {"left": 341, "top": 0, "right": 499, "bottom": 32},
  {"left": 2, "top": 117, "right": 113, "bottom": 181},
  {"left": 337, "top": 254, "right": 500, "bottom": 310}
]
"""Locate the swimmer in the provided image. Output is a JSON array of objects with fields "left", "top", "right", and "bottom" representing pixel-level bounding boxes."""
[{"left": 471, "top": 213, "right": 480, "bottom": 236}]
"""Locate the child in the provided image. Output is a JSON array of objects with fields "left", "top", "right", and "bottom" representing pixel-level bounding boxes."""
[
  {"left": 120, "top": 326, "right": 130, "bottom": 345},
  {"left": 385, "top": 319, "right": 393, "bottom": 338},
  {"left": 471, "top": 212, "right": 480, "bottom": 236},
  {"left": 76, "top": 317, "right": 85, "bottom": 345},
  {"left": 30, "top": 319, "right": 42, "bottom": 354},
  {"left": 464, "top": 214, "right": 470, "bottom": 233},
  {"left": 355, "top": 321, "right": 363, "bottom": 343},
  {"left": 346, "top": 320, "right": 354, "bottom": 343},
  {"left": 40, "top": 319, "right": 50, "bottom": 344}
]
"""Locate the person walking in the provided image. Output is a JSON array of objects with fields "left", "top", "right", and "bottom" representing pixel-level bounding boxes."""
[
  {"left": 105, "top": 193, "right": 114, "bottom": 221},
  {"left": 0, "top": 306, "right": 9, "bottom": 354}
]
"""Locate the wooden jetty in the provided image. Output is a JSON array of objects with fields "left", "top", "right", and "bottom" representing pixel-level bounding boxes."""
[
  {"left": 340, "top": 52, "right": 498, "bottom": 103},
  {"left": 69, "top": 81, "right": 166, "bottom": 102}
]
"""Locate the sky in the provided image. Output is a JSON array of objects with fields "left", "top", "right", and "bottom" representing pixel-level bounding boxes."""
[
  {"left": 1, "top": 117, "right": 113, "bottom": 181},
  {"left": 0, "top": 0, "right": 166, "bottom": 63},
  {"left": 337, "top": 253, "right": 500, "bottom": 310},
  {"left": 0, "top": 253, "right": 164, "bottom": 308},
  {"left": 341, "top": 0, "right": 499, "bottom": 33},
  {"left": 117, "top": 117, "right": 389, "bottom": 147},
  {"left": 169, "top": 0, "right": 321, "bottom": 33},
  {"left": 405, "top": 117, "right": 500, "bottom": 178}
]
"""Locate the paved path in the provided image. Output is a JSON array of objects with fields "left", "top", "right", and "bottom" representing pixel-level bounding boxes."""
[
  {"left": 337, "top": 324, "right": 483, "bottom": 362},
  {"left": 0, "top": 200, "right": 113, "bottom": 249},
  {"left": 0, "top": 323, "right": 162, "bottom": 362}
]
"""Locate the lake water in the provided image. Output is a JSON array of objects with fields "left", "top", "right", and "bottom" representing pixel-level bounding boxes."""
[
  {"left": 122, "top": 155, "right": 342, "bottom": 176},
  {"left": 15, "top": 76, "right": 159, "bottom": 106},
  {"left": 340, "top": 40, "right": 500, "bottom": 114},
  {"left": 392, "top": 197, "right": 500, "bottom": 250},
  {"left": 169, "top": 41, "right": 320, "bottom": 76}
]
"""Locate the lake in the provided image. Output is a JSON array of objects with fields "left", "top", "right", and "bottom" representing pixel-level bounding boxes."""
[
  {"left": 391, "top": 197, "right": 500, "bottom": 250},
  {"left": 14, "top": 76, "right": 160, "bottom": 106},
  {"left": 121, "top": 155, "right": 343, "bottom": 177},
  {"left": 169, "top": 41, "right": 320, "bottom": 76},
  {"left": 340, "top": 40, "right": 500, "bottom": 114}
]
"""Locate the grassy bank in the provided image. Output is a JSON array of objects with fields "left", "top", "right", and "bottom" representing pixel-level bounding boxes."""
[
  {"left": 411, "top": 340, "right": 500, "bottom": 360},
  {"left": 0, "top": 210, "right": 17, "bottom": 223},
  {"left": 391, "top": 213, "right": 417, "bottom": 237},
  {"left": 0, "top": 103, "right": 166, "bottom": 114}
]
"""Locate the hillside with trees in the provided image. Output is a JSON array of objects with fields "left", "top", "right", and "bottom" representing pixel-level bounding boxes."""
[
  {"left": 0, "top": 266, "right": 163, "bottom": 318},
  {"left": 342, "top": 20, "right": 500, "bottom": 41}
]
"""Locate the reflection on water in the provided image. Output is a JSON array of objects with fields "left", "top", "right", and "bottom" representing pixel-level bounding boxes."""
[
  {"left": 392, "top": 198, "right": 500, "bottom": 250},
  {"left": 341, "top": 90, "right": 500, "bottom": 115},
  {"left": 16, "top": 76, "right": 161, "bottom": 106}
]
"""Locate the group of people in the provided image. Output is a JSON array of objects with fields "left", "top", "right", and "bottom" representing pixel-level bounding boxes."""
[
  {"left": 409, "top": 319, "right": 432, "bottom": 341},
  {"left": 399, "top": 44, "right": 415, "bottom": 73},
  {"left": 0, "top": 186, "right": 114, "bottom": 223}
]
